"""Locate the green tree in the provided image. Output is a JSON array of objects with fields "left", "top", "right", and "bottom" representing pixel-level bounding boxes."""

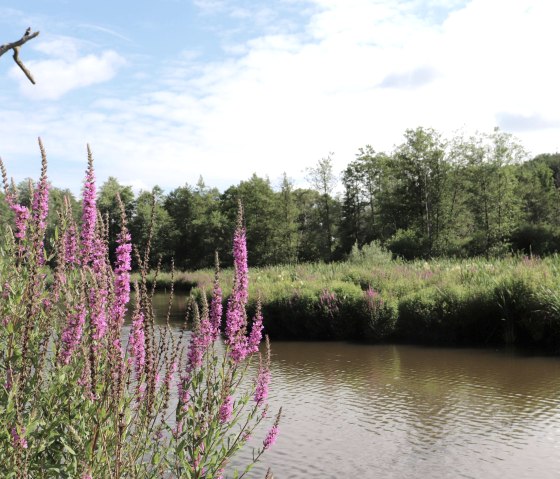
[
  {"left": 190, "top": 178, "right": 226, "bottom": 269},
  {"left": 340, "top": 147, "right": 389, "bottom": 254},
  {"left": 275, "top": 173, "right": 299, "bottom": 264},
  {"left": 164, "top": 180, "right": 225, "bottom": 270},
  {"left": 461, "top": 129, "right": 526, "bottom": 256},
  {"left": 306, "top": 154, "right": 339, "bottom": 261},
  {"left": 97, "top": 177, "right": 135, "bottom": 261},
  {"left": 389, "top": 127, "right": 448, "bottom": 256},
  {"left": 129, "top": 186, "right": 175, "bottom": 267},
  {"left": 221, "top": 174, "right": 279, "bottom": 266},
  {"left": 292, "top": 188, "right": 326, "bottom": 262}
]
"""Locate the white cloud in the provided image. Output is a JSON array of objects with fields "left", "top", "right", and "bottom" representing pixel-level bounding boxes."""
[{"left": 10, "top": 37, "right": 125, "bottom": 100}]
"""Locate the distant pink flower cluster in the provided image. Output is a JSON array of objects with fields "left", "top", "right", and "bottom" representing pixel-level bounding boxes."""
[
  {"left": 319, "top": 288, "right": 338, "bottom": 318},
  {"left": 364, "top": 286, "right": 383, "bottom": 306}
]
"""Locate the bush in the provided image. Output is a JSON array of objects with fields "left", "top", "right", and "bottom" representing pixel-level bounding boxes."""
[
  {"left": 348, "top": 240, "right": 393, "bottom": 265},
  {"left": 387, "top": 229, "right": 426, "bottom": 260}
]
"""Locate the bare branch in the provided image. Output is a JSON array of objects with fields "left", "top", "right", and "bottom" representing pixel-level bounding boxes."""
[
  {"left": 0, "top": 28, "right": 40, "bottom": 84},
  {"left": 12, "top": 46, "right": 35, "bottom": 84}
]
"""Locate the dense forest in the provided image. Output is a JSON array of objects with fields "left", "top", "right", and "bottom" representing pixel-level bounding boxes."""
[{"left": 3, "top": 127, "right": 560, "bottom": 269}]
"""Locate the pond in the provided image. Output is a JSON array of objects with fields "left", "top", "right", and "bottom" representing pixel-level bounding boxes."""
[{"left": 151, "top": 293, "right": 560, "bottom": 479}]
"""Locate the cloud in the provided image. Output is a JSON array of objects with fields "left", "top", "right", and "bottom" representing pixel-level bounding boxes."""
[
  {"left": 496, "top": 113, "right": 560, "bottom": 133},
  {"left": 10, "top": 46, "right": 125, "bottom": 100},
  {"left": 78, "top": 24, "right": 133, "bottom": 43},
  {"left": 379, "top": 66, "right": 439, "bottom": 89}
]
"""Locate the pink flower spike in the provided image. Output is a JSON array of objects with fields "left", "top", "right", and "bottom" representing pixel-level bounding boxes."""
[
  {"left": 219, "top": 395, "right": 233, "bottom": 424},
  {"left": 129, "top": 310, "right": 145, "bottom": 377},
  {"left": 59, "top": 304, "right": 87, "bottom": 365},
  {"left": 248, "top": 301, "right": 263, "bottom": 354},
  {"left": 80, "top": 148, "right": 97, "bottom": 266},
  {"left": 263, "top": 425, "right": 279, "bottom": 450}
]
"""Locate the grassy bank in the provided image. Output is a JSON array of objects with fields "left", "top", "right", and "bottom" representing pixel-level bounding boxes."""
[{"left": 135, "top": 252, "right": 560, "bottom": 351}]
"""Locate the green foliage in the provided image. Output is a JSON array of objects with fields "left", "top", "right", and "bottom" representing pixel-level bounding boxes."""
[
  {"left": 348, "top": 240, "right": 393, "bottom": 265},
  {"left": 4, "top": 126, "right": 557, "bottom": 269},
  {"left": 387, "top": 229, "right": 426, "bottom": 260},
  {"left": 174, "top": 255, "right": 560, "bottom": 351}
]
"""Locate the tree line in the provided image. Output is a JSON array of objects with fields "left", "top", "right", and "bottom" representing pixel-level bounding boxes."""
[{"left": 3, "top": 126, "right": 560, "bottom": 269}]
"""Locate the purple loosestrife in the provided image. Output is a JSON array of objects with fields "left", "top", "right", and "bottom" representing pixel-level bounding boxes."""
[
  {"left": 89, "top": 281, "right": 108, "bottom": 343},
  {"left": 232, "top": 215, "right": 249, "bottom": 306},
  {"left": 262, "top": 408, "right": 282, "bottom": 450},
  {"left": 254, "top": 364, "right": 270, "bottom": 406},
  {"left": 31, "top": 140, "right": 50, "bottom": 258},
  {"left": 58, "top": 304, "right": 87, "bottom": 365},
  {"left": 80, "top": 148, "right": 97, "bottom": 266},
  {"left": 164, "top": 360, "right": 177, "bottom": 393},
  {"left": 129, "top": 310, "right": 146, "bottom": 378},
  {"left": 63, "top": 222, "right": 78, "bottom": 265},
  {"left": 225, "top": 203, "right": 251, "bottom": 362},
  {"left": 209, "top": 253, "right": 223, "bottom": 340},
  {"left": 319, "top": 288, "right": 339, "bottom": 318},
  {"left": 254, "top": 338, "right": 271, "bottom": 406},
  {"left": 11, "top": 427, "right": 28, "bottom": 450},
  {"left": 178, "top": 375, "right": 190, "bottom": 410},
  {"left": 0, "top": 159, "right": 29, "bottom": 244},
  {"left": 364, "top": 286, "right": 383, "bottom": 314},
  {"left": 248, "top": 301, "right": 263, "bottom": 354},
  {"left": 9, "top": 201, "right": 30, "bottom": 241},
  {"left": 186, "top": 302, "right": 214, "bottom": 372},
  {"left": 111, "top": 229, "right": 132, "bottom": 333},
  {"left": 225, "top": 303, "right": 248, "bottom": 363},
  {"left": 219, "top": 395, "right": 233, "bottom": 424},
  {"left": 262, "top": 426, "right": 279, "bottom": 450}
]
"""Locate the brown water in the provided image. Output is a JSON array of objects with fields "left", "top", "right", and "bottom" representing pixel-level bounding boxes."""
[{"left": 151, "top": 294, "right": 560, "bottom": 479}]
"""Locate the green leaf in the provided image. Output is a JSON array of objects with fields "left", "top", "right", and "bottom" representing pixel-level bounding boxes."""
[{"left": 63, "top": 443, "right": 77, "bottom": 455}]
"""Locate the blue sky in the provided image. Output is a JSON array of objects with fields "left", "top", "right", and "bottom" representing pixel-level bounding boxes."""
[{"left": 1, "top": 0, "right": 559, "bottom": 194}]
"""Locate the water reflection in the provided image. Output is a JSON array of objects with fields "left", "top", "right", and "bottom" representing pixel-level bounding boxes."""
[{"left": 149, "top": 294, "right": 560, "bottom": 478}]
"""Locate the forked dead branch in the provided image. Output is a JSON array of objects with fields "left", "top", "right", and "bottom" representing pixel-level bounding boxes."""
[{"left": 0, "top": 28, "right": 40, "bottom": 84}]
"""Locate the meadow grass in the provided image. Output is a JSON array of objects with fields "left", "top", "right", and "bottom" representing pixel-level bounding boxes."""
[{"left": 140, "top": 254, "right": 560, "bottom": 351}]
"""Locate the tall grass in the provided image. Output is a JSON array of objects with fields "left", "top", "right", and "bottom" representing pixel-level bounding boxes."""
[{"left": 150, "top": 244, "right": 560, "bottom": 351}]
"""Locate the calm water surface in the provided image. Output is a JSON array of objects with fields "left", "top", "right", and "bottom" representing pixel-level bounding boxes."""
[{"left": 151, "top": 294, "right": 560, "bottom": 479}]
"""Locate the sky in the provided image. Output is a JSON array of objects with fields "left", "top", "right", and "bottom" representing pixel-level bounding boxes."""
[{"left": 0, "top": 0, "right": 559, "bottom": 195}]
